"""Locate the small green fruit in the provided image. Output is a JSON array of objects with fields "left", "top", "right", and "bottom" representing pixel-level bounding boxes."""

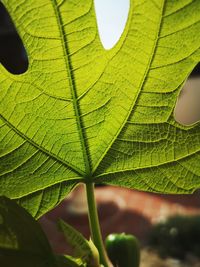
[{"left": 105, "top": 233, "right": 140, "bottom": 267}]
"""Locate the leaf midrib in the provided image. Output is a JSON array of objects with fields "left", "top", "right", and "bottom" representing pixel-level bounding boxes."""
[{"left": 51, "top": 0, "right": 91, "bottom": 177}]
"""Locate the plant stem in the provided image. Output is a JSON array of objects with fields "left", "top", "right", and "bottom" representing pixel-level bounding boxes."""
[{"left": 85, "top": 183, "right": 110, "bottom": 267}]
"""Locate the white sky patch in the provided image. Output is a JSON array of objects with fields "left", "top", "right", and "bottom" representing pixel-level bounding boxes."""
[{"left": 94, "top": 0, "right": 130, "bottom": 50}]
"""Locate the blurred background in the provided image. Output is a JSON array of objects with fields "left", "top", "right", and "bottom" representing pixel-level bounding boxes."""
[{"left": 1, "top": 1, "right": 200, "bottom": 266}]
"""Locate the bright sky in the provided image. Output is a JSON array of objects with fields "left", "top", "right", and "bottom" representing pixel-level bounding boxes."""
[{"left": 94, "top": 0, "right": 130, "bottom": 49}]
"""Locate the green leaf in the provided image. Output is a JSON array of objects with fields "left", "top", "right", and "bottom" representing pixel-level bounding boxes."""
[
  {"left": 56, "top": 255, "right": 85, "bottom": 267},
  {"left": 58, "top": 219, "right": 100, "bottom": 267},
  {"left": 0, "top": 196, "right": 56, "bottom": 267},
  {"left": 0, "top": 0, "right": 200, "bottom": 217}
]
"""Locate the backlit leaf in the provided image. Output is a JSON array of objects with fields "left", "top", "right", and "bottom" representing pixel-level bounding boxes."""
[{"left": 0, "top": 0, "right": 200, "bottom": 217}]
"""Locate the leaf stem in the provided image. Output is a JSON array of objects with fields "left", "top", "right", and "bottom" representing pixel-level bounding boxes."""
[{"left": 85, "top": 183, "right": 110, "bottom": 267}]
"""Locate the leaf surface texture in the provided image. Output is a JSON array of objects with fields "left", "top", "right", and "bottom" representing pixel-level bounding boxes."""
[{"left": 0, "top": 0, "right": 200, "bottom": 216}]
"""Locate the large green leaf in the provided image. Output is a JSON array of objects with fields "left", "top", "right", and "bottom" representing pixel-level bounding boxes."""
[{"left": 0, "top": 0, "right": 200, "bottom": 217}]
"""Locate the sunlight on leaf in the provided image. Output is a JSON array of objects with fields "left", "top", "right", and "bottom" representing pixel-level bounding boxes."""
[{"left": 0, "top": 0, "right": 200, "bottom": 217}]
